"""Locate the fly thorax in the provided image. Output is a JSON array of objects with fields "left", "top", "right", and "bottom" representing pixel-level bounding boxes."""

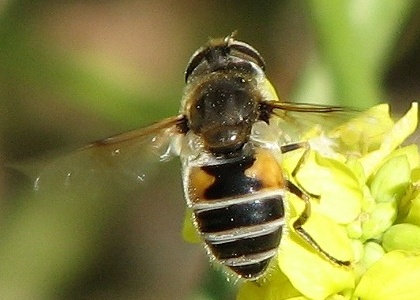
[{"left": 186, "top": 75, "right": 262, "bottom": 154}]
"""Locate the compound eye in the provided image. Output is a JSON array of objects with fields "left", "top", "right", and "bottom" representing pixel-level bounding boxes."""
[
  {"left": 185, "top": 45, "right": 231, "bottom": 83},
  {"left": 184, "top": 37, "right": 266, "bottom": 83},
  {"left": 185, "top": 47, "right": 208, "bottom": 83},
  {"left": 229, "top": 41, "right": 266, "bottom": 70}
]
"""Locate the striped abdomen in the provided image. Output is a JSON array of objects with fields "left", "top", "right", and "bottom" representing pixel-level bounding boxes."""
[{"left": 186, "top": 148, "right": 286, "bottom": 279}]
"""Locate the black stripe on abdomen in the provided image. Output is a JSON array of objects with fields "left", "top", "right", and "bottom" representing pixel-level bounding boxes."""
[
  {"left": 208, "top": 228, "right": 282, "bottom": 259},
  {"left": 196, "top": 196, "right": 284, "bottom": 233},
  {"left": 202, "top": 155, "right": 262, "bottom": 199}
]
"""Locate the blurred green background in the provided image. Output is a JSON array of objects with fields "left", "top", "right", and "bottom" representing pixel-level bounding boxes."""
[{"left": 0, "top": 0, "right": 419, "bottom": 299}]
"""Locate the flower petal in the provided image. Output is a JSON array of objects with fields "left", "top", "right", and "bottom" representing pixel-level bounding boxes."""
[
  {"left": 360, "top": 201, "right": 397, "bottom": 241},
  {"left": 294, "top": 151, "right": 363, "bottom": 224},
  {"left": 181, "top": 208, "right": 201, "bottom": 244},
  {"left": 404, "top": 194, "right": 420, "bottom": 226},
  {"left": 329, "top": 104, "right": 394, "bottom": 154},
  {"left": 354, "top": 250, "right": 420, "bottom": 300},
  {"left": 382, "top": 223, "right": 420, "bottom": 252},
  {"left": 358, "top": 103, "right": 418, "bottom": 178},
  {"left": 369, "top": 155, "right": 410, "bottom": 203}
]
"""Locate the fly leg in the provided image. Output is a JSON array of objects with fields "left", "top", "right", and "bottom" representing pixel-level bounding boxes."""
[
  {"left": 287, "top": 180, "right": 350, "bottom": 266},
  {"left": 281, "top": 141, "right": 350, "bottom": 266},
  {"left": 280, "top": 141, "right": 318, "bottom": 199}
]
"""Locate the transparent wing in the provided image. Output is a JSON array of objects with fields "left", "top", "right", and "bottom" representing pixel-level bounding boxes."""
[
  {"left": 8, "top": 115, "right": 190, "bottom": 298},
  {"left": 34, "top": 115, "right": 186, "bottom": 193},
  {"left": 267, "top": 101, "right": 394, "bottom": 156},
  {"left": 269, "top": 102, "right": 358, "bottom": 135}
]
